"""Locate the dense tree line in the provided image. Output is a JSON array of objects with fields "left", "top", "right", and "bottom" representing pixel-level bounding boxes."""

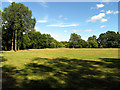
[
  {"left": 1, "top": 2, "right": 120, "bottom": 51},
  {"left": 22, "top": 29, "right": 58, "bottom": 49},
  {"left": 69, "top": 31, "right": 120, "bottom": 48}
]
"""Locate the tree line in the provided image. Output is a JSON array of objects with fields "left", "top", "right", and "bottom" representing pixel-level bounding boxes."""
[
  {"left": 69, "top": 32, "right": 120, "bottom": 48},
  {"left": 1, "top": 2, "right": 120, "bottom": 51}
]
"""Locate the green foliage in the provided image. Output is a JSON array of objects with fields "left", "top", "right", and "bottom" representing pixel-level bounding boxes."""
[
  {"left": 69, "top": 33, "right": 82, "bottom": 48},
  {"left": 2, "top": 2, "right": 36, "bottom": 51},
  {"left": 88, "top": 35, "right": 98, "bottom": 48},
  {"left": 21, "top": 29, "right": 58, "bottom": 49},
  {"left": 98, "top": 31, "right": 119, "bottom": 48}
]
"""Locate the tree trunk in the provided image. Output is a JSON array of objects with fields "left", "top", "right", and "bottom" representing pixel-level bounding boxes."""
[
  {"left": 15, "top": 30, "right": 17, "bottom": 52},
  {"left": 11, "top": 32, "right": 14, "bottom": 51}
]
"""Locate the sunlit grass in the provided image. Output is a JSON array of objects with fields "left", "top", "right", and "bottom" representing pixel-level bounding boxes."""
[
  {"left": 2, "top": 48, "right": 120, "bottom": 89},
  {"left": 2, "top": 48, "right": 118, "bottom": 68}
]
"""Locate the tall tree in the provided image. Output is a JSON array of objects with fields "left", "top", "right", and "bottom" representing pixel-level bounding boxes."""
[
  {"left": 97, "top": 31, "right": 118, "bottom": 48},
  {"left": 2, "top": 2, "right": 36, "bottom": 51},
  {"left": 88, "top": 35, "right": 98, "bottom": 48},
  {"left": 69, "top": 33, "right": 81, "bottom": 48}
]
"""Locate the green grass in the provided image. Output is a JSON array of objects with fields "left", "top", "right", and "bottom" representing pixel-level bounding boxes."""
[{"left": 2, "top": 48, "right": 120, "bottom": 89}]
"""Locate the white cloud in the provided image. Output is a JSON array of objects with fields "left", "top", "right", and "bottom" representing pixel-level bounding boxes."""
[
  {"left": 35, "top": 26, "right": 39, "bottom": 31},
  {"left": 96, "top": 4, "right": 104, "bottom": 9},
  {"left": 51, "top": 34, "right": 60, "bottom": 38},
  {"left": 114, "top": 11, "right": 119, "bottom": 14},
  {"left": 64, "top": 30, "right": 67, "bottom": 33},
  {"left": 47, "top": 24, "right": 79, "bottom": 27},
  {"left": 37, "top": 20, "right": 47, "bottom": 23},
  {"left": 59, "top": 15, "right": 63, "bottom": 18},
  {"left": 100, "top": 25, "right": 106, "bottom": 28},
  {"left": 82, "top": 37, "right": 88, "bottom": 41},
  {"left": 40, "top": 1, "right": 48, "bottom": 8},
  {"left": 72, "top": 29, "right": 97, "bottom": 32},
  {"left": 100, "top": 10, "right": 105, "bottom": 12},
  {"left": 91, "top": 4, "right": 104, "bottom": 10},
  {"left": 8, "top": 0, "right": 13, "bottom": 3},
  {"left": 101, "top": 18, "right": 107, "bottom": 22},
  {"left": 84, "top": 30, "right": 92, "bottom": 32},
  {"left": 84, "top": 29, "right": 98, "bottom": 32},
  {"left": 50, "top": 33, "right": 63, "bottom": 41},
  {"left": 106, "top": 10, "right": 119, "bottom": 14},
  {"left": 58, "top": 15, "right": 68, "bottom": 20},
  {"left": 106, "top": 10, "right": 113, "bottom": 14},
  {"left": 72, "top": 30, "right": 78, "bottom": 32},
  {"left": 87, "top": 13, "right": 105, "bottom": 22},
  {"left": 37, "top": 15, "right": 48, "bottom": 23}
]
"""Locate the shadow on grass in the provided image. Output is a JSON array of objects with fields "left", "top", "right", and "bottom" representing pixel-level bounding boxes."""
[
  {"left": 1, "top": 56, "right": 8, "bottom": 62},
  {"left": 2, "top": 57, "right": 120, "bottom": 89},
  {"left": 99, "top": 58, "right": 120, "bottom": 69},
  {"left": 2, "top": 65, "right": 18, "bottom": 89}
]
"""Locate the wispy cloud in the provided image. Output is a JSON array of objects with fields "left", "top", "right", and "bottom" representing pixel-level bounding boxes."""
[
  {"left": 82, "top": 37, "right": 88, "bottom": 41},
  {"left": 84, "top": 29, "right": 93, "bottom": 32},
  {"left": 40, "top": 0, "right": 48, "bottom": 8},
  {"left": 72, "top": 30, "right": 78, "bottom": 32},
  {"left": 106, "top": 10, "right": 119, "bottom": 14},
  {"left": 64, "top": 30, "right": 67, "bottom": 33},
  {"left": 37, "top": 15, "right": 48, "bottom": 23},
  {"left": 58, "top": 15, "right": 68, "bottom": 20},
  {"left": 87, "top": 13, "right": 105, "bottom": 22},
  {"left": 59, "top": 15, "right": 63, "bottom": 18},
  {"left": 106, "top": 10, "right": 113, "bottom": 14},
  {"left": 50, "top": 33, "right": 63, "bottom": 41},
  {"left": 37, "top": 20, "right": 47, "bottom": 23},
  {"left": 8, "top": 0, "right": 13, "bottom": 3},
  {"left": 100, "top": 25, "right": 106, "bottom": 28},
  {"left": 91, "top": 4, "right": 104, "bottom": 10},
  {"left": 96, "top": 4, "right": 104, "bottom": 9},
  {"left": 51, "top": 34, "right": 60, "bottom": 38},
  {"left": 72, "top": 29, "right": 97, "bottom": 32},
  {"left": 84, "top": 29, "right": 98, "bottom": 32},
  {"left": 100, "top": 10, "right": 105, "bottom": 12},
  {"left": 101, "top": 18, "right": 107, "bottom": 22},
  {"left": 47, "top": 23, "right": 79, "bottom": 27}
]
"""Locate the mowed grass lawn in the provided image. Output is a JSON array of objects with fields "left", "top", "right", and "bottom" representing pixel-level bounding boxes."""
[{"left": 2, "top": 48, "right": 120, "bottom": 89}]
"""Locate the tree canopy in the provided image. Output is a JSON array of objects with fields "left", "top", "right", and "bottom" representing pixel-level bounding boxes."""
[{"left": 2, "top": 2, "right": 36, "bottom": 51}]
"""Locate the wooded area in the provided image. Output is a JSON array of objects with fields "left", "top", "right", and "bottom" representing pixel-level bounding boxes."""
[{"left": 1, "top": 2, "right": 120, "bottom": 51}]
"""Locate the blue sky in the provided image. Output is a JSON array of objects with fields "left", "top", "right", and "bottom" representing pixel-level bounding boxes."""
[{"left": 2, "top": 2, "right": 118, "bottom": 41}]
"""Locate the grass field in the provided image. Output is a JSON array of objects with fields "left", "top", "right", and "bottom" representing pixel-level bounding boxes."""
[{"left": 2, "top": 48, "right": 120, "bottom": 89}]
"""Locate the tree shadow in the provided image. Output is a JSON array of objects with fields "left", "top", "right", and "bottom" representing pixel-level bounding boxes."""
[
  {"left": 2, "top": 65, "right": 18, "bottom": 89},
  {"left": 25, "top": 63, "right": 55, "bottom": 73},
  {"left": 2, "top": 57, "right": 120, "bottom": 89},
  {"left": 1, "top": 56, "right": 8, "bottom": 62},
  {"left": 21, "top": 77, "right": 62, "bottom": 89},
  {"left": 99, "top": 58, "right": 120, "bottom": 69}
]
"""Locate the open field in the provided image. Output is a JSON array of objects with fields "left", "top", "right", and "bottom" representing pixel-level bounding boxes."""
[{"left": 2, "top": 48, "right": 120, "bottom": 89}]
